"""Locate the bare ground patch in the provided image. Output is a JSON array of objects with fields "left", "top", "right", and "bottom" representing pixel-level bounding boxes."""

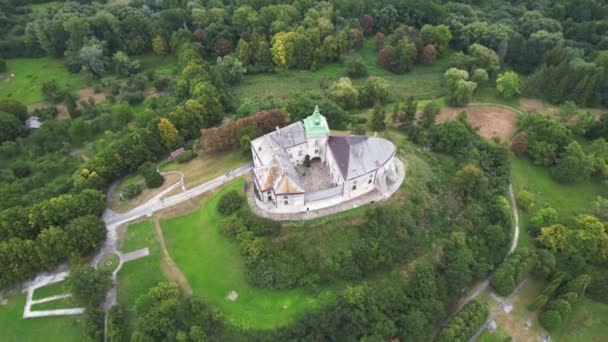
[
  {"left": 77, "top": 87, "right": 106, "bottom": 106},
  {"left": 152, "top": 217, "right": 192, "bottom": 296},
  {"left": 437, "top": 105, "right": 518, "bottom": 142}
]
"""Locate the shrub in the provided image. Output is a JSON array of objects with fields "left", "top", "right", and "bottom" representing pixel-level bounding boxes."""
[
  {"left": 219, "top": 216, "right": 246, "bottom": 236},
  {"left": 138, "top": 162, "right": 164, "bottom": 188},
  {"left": 239, "top": 209, "right": 281, "bottom": 236},
  {"left": 344, "top": 56, "right": 368, "bottom": 78},
  {"left": 121, "top": 183, "right": 144, "bottom": 200},
  {"left": 527, "top": 294, "right": 548, "bottom": 311},
  {"left": 217, "top": 190, "right": 244, "bottom": 216},
  {"left": 547, "top": 299, "right": 571, "bottom": 318},
  {"left": 539, "top": 310, "right": 562, "bottom": 331},
  {"left": 176, "top": 150, "right": 196, "bottom": 163},
  {"left": 516, "top": 190, "right": 535, "bottom": 211},
  {"left": 491, "top": 248, "right": 536, "bottom": 296}
]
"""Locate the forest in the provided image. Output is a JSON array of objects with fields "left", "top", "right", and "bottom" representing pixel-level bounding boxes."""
[{"left": 0, "top": 0, "right": 607, "bottom": 341}]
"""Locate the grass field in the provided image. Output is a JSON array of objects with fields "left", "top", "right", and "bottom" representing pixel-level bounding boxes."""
[
  {"left": 30, "top": 296, "right": 77, "bottom": 311},
  {"left": 0, "top": 292, "right": 83, "bottom": 342},
  {"left": 161, "top": 179, "right": 339, "bottom": 329},
  {"left": 160, "top": 150, "right": 249, "bottom": 188},
  {"left": 510, "top": 156, "right": 608, "bottom": 219},
  {"left": 137, "top": 53, "right": 178, "bottom": 75},
  {"left": 478, "top": 328, "right": 511, "bottom": 342},
  {"left": 116, "top": 220, "right": 167, "bottom": 332},
  {"left": 556, "top": 298, "right": 608, "bottom": 342},
  {"left": 32, "top": 281, "right": 68, "bottom": 300},
  {"left": 235, "top": 38, "right": 448, "bottom": 103},
  {"left": 0, "top": 57, "right": 88, "bottom": 104}
]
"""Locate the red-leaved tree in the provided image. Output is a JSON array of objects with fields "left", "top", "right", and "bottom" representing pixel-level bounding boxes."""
[
  {"left": 378, "top": 45, "right": 393, "bottom": 68},
  {"left": 359, "top": 15, "right": 374, "bottom": 35},
  {"left": 374, "top": 32, "right": 385, "bottom": 51},
  {"left": 202, "top": 110, "right": 287, "bottom": 151},
  {"left": 422, "top": 44, "right": 437, "bottom": 65},
  {"left": 351, "top": 29, "right": 364, "bottom": 50}
]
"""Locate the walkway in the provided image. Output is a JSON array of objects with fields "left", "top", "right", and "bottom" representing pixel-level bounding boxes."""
[
  {"left": 22, "top": 163, "right": 253, "bottom": 320},
  {"left": 247, "top": 159, "right": 406, "bottom": 221}
]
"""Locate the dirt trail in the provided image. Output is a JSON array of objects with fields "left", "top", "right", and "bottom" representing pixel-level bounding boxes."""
[{"left": 152, "top": 217, "right": 192, "bottom": 296}]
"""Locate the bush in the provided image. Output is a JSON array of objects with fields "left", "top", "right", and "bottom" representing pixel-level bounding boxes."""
[
  {"left": 344, "top": 56, "right": 368, "bottom": 78},
  {"left": 138, "top": 162, "right": 164, "bottom": 188},
  {"left": 239, "top": 209, "right": 281, "bottom": 236},
  {"left": 527, "top": 294, "right": 548, "bottom": 311},
  {"left": 176, "top": 150, "right": 196, "bottom": 163},
  {"left": 217, "top": 190, "right": 244, "bottom": 216},
  {"left": 516, "top": 190, "right": 535, "bottom": 211},
  {"left": 121, "top": 183, "right": 144, "bottom": 200},
  {"left": 539, "top": 310, "right": 562, "bottom": 331}
]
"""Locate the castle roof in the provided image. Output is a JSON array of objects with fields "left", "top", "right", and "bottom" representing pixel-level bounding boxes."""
[{"left": 328, "top": 135, "right": 396, "bottom": 180}]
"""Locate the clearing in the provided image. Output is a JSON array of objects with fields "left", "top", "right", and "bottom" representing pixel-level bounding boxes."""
[
  {"left": 160, "top": 179, "right": 338, "bottom": 329},
  {"left": 1, "top": 57, "right": 88, "bottom": 105},
  {"left": 235, "top": 38, "right": 449, "bottom": 103},
  {"left": 436, "top": 105, "right": 519, "bottom": 142},
  {"left": 109, "top": 172, "right": 181, "bottom": 213}
]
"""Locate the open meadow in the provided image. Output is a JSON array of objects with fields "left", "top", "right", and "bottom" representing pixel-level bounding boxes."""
[{"left": 160, "top": 179, "right": 339, "bottom": 329}]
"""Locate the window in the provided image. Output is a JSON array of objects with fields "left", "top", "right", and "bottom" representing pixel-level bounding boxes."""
[
  {"left": 368, "top": 179, "right": 372, "bottom": 184},
  {"left": 289, "top": 154, "right": 293, "bottom": 158},
  {"left": 315, "top": 149, "right": 319, "bottom": 153},
  {"left": 314, "top": 140, "right": 319, "bottom": 146},
  {"left": 283, "top": 196, "right": 288, "bottom": 199},
  {"left": 267, "top": 191, "right": 271, "bottom": 194},
  {"left": 258, "top": 147, "right": 261, "bottom": 151},
  {"left": 352, "top": 185, "right": 357, "bottom": 190},
  {"left": 298, "top": 150, "right": 303, "bottom": 156},
  {"left": 284, "top": 200, "right": 288, "bottom": 205},
  {"left": 268, "top": 196, "right": 272, "bottom": 201}
]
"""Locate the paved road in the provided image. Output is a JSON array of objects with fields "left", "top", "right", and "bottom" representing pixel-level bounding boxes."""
[{"left": 103, "top": 163, "right": 252, "bottom": 227}]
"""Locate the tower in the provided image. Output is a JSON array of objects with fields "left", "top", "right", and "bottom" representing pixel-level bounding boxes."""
[{"left": 303, "top": 105, "right": 330, "bottom": 162}]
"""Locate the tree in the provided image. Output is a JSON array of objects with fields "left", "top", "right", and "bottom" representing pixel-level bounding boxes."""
[
  {"left": 359, "top": 77, "right": 389, "bottom": 107},
  {"left": 328, "top": 77, "right": 359, "bottom": 109},
  {"left": 517, "top": 190, "right": 536, "bottom": 211},
  {"left": 359, "top": 15, "right": 373, "bottom": 35},
  {"left": 64, "top": 215, "right": 106, "bottom": 256},
  {"left": 374, "top": 32, "right": 385, "bottom": 50},
  {"left": 530, "top": 207, "right": 558, "bottom": 236},
  {"left": 344, "top": 55, "right": 368, "bottom": 78},
  {"left": 422, "top": 44, "right": 437, "bottom": 64},
  {"left": 216, "top": 55, "right": 246, "bottom": 85},
  {"left": 157, "top": 118, "right": 179, "bottom": 150},
  {"left": 403, "top": 97, "right": 417, "bottom": 126},
  {"left": 377, "top": 45, "right": 393, "bottom": 69},
  {"left": 112, "top": 51, "right": 140, "bottom": 77},
  {"left": 218, "top": 190, "right": 244, "bottom": 216},
  {"left": 540, "top": 310, "right": 562, "bottom": 331},
  {"left": 390, "top": 38, "right": 416, "bottom": 74},
  {"left": 551, "top": 141, "right": 594, "bottom": 183},
  {"left": 431, "top": 120, "right": 472, "bottom": 154},
  {"left": 41, "top": 79, "right": 64, "bottom": 103},
  {"left": 444, "top": 68, "right": 476, "bottom": 106},
  {"left": 251, "top": 41, "right": 273, "bottom": 73},
  {"left": 107, "top": 306, "right": 127, "bottom": 342},
  {"left": 452, "top": 164, "right": 489, "bottom": 201},
  {"left": 0, "top": 112, "right": 24, "bottom": 144},
  {"left": 0, "top": 99, "right": 28, "bottom": 122},
  {"left": 133, "top": 283, "right": 182, "bottom": 340},
  {"left": 556, "top": 100, "right": 578, "bottom": 123},
  {"left": 468, "top": 43, "right": 500, "bottom": 74},
  {"left": 419, "top": 24, "right": 452, "bottom": 55},
  {"left": 420, "top": 101, "right": 440, "bottom": 128},
  {"left": 79, "top": 43, "right": 106, "bottom": 78},
  {"left": 368, "top": 104, "right": 386, "bottom": 131},
  {"left": 139, "top": 162, "right": 164, "bottom": 188},
  {"left": 152, "top": 35, "right": 168, "bottom": 55},
  {"left": 67, "top": 265, "right": 112, "bottom": 309},
  {"left": 470, "top": 69, "right": 489, "bottom": 84},
  {"left": 496, "top": 71, "right": 522, "bottom": 98},
  {"left": 534, "top": 249, "right": 556, "bottom": 278},
  {"left": 510, "top": 132, "right": 528, "bottom": 156}
]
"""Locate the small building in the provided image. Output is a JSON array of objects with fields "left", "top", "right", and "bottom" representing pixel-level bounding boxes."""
[
  {"left": 25, "top": 116, "right": 41, "bottom": 130},
  {"left": 169, "top": 147, "right": 185, "bottom": 160},
  {"left": 250, "top": 106, "right": 400, "bottom": 214}
]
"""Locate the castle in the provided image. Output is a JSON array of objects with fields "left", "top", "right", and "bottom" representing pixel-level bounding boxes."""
[{"left": 250, "top": 106, "right": 400, "bottom": 214}]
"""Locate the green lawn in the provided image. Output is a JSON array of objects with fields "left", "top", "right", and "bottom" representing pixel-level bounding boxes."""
[
  {"left": 30, "top": 296, "right": 77, "bottom": 311},
  {"left": 555, "top": 298, "right": 608, "bottom": 342},
  {"left": 32, "top": 281, "right": 68, "bottom": 300},
  {"left": 510, "top": 156, "right": 608, "bottom": 218},
  {"left": 116, "top": 220, "right": 167, "bottom": 333},
  {"left": 0, "top": 57, "right": 88, "bottom": 104},
  {"left": 137, "top": 53, "right": 179, "bottom": 75},
  {"left": 478, "top": 328, "right": 511, "bottom": 342},
  {"left": 0, "top": 292, "right": 83, "bottom": 342},
  {"left": 161, "top": 179, "right": 338, "bottom": 329},
  {"left": 235, "top": 37, "right": 448, "bottom": 103}
]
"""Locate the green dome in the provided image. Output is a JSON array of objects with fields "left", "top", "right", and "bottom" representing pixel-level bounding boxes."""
[{"left": 303, "top": 105, "right": 330, "bottom": 138}]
